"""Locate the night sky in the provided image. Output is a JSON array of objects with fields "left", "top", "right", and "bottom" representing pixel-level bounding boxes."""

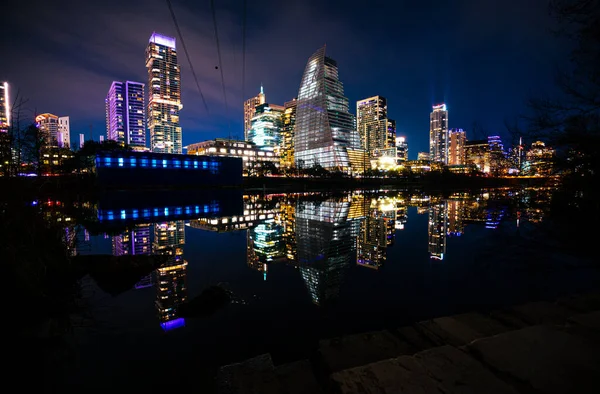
[{"left": 2, "top": 0, "right": 566, "bottom": 158}]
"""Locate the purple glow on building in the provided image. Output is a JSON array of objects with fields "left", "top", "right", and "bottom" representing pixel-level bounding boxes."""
[
  {"left": 149, "top": 32, "right": 176, "bottom": 49},
  {"left": 160, "top": 317, "right": 185, "bottom": 331}
]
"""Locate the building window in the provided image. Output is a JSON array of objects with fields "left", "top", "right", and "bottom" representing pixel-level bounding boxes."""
[{"left": 118, "top": 158, "right": 124, "bottom": 167}]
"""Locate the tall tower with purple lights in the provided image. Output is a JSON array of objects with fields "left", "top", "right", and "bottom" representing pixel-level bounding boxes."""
[{"left": 146, "top": 33, "right": 182, "bottom": 154}]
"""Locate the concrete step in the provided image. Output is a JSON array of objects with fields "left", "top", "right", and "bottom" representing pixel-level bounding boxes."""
[
  {"left": 274, "top": 360, "right": 324, "bottom": 394},
  {"left": 318, "top": 330, "right": 416, "bottom": 373},
  {"left": 331, "top": 345, "right": 519, "bottom": 394}
]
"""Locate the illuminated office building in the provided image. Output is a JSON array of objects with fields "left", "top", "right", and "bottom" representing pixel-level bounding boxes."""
[
  {"left": 524, "top": 141, "right": 554, "bottom": 176},
  {"left": 296, "top": 197, "right": 363, "bottom": 305},
  {"left": 280, "top": 98, "right": 297, "bottom": 168},
  {"left": 146, "top": 33, "right": 182, "bottom": 154},
  {"left": 448, "top": 128, "right": 466, "bottom": 166},
  {"left": 465, "top": 140, "right": 489, "bottom": 173},
  {"left": 247, "top": 220, "right": 284, "bottom": 280},
  {"left": 294, "top": 46, "right": 363, "bottom": 172},
  {"left": 248, "top": 103, "right": 284, "bottom": 151},
  {"left": 244, "top": 85, "right": 266, "bottom": 141},
  {"left": 357, "top": 96, "right": 388, "bottom": 156},
  {"left": 428, "top": 201, "right": 448, "bottom": 260},
  {"left": 387, "top": 119, "right": 396, "bottom": 149},
  {"left": 396, "top": 136, "right": 408, "bottom": 162},
  {"left": 186, "top": 138, "right": 278, "bottom": 171},
  {"left": 112, "top": 224, "right": 151, "bottom": 256},
  {"left": 35, "top": 113, "right": 59, "bottom": 147},
  {"left": 429, "top": 104, "right": 448, "bottom": 164},
  {"left": 0, "top": 82, "right": 9, "bottom": 132},
  {"left": 488, "top": 136, "right": 506, "bottom": 175},
  {"left": 279, "top": 197, "right": 298, "bottom": 262},
  {"left": 154, "top": 220, "right": 187, "bottom": 330},
  {"left": 105, "top": 81, "right": 146, "bottom": 151}
]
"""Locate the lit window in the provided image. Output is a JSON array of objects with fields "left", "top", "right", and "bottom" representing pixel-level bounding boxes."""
[
  {"left": 162, "top": 159, "right": 167, "bottom": 168},
  {"left": 130, "top": 158, "right": 137, "bottom": 167},
  {"left": 152, "top": 159, "right": 157, "bottom": 167},
  {"left": 118, "top": 158, "right": 124, "bottom": 167}
]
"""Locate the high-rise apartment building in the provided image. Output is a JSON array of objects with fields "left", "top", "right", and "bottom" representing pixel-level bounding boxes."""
[
  {"left": 79, "top": 133, "right": 85, "bottom": 148},
  {"left": 294, "top": 46, "right": 362, "bottom": 171},
  {"left": 146, "top": 33, "right": 182, "bottom": 154},
  {"left": 244, "top": 85, "right": 266, "bottom": 140},
  {"left": 429, "top": 104, "right": 448, "bottom": 164},
  {"left": 35, "top": 113, "right": 59, "bottom": 147},
  {"left": 396, "top": 136, "right": 408, "bottom": 162},
  {"left": 357, "top": 96, "right": 388, "bottom": 155},
  {"left": 448, "top": 128, "right": 466, "bottom": 166},
  {"left": 386, "top": 119, "right": 396, "bottom": 148},
  {"left": 112, "top": 224, "right": 151, "bottom": 256},
  {"left": 248, "top": 103, "right": 284, "bottom": 150},
  {"left": 465, "top": 140, "right": 489, "bottom": 173},
  {"left": 105, "top": 81, "right": 146, "bottom": 151},
  {"left": 280, "top": 98, "right": 297, "bottom": 168},
  {"left": 57, "top": 116, "right": 70, "bottom": 148},
  {"left": 0, "top": 82, "right": 9, "bottom": 132}
]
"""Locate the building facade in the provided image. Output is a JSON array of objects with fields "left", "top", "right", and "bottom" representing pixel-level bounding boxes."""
[
  {"left": 448, "top": 128, "right": 466, "bottom": 166},
  {"left": 146, "top": 33, "right": 182, "bottom": 154},
  {"left": 357, "top": 96, "right": 388, "bottom": 156},
  {"left": 396, "top": 136, "right": 408, "bottom": 162},
  {"left": 465, "top": 140, "right": 489, "bottom": 173},
  {"left": 244, "top": 85, "right": 266, "bottom": 141},
  {"left": 0, "top": 82, "right": 9, "bottom": 133},
  {"left": 280, "top": 98, "right": 297, "bottom": 169},
  {"left": 57, "top": 116, "right": 70, "bottom": 148},
  {"left": 429, "top": 104, "right": 448, "bottom": 164},
  {"left": 294, "top": 46, "right": 362, "bottom": 172},
  {"left": 185, "top": 138, "right": 278, "bottom": 171},
  {"left": 35, "top": 113, "right": 59, "bottom": 147},
  {"left": 105, "top": 81, "right": 146, "bottom": 151},
  {"left": 248, "top": 103, "right": 284, "bottom": 150},
  {"left": 387, "top": 119, "right": 396, "bottom": 149}
]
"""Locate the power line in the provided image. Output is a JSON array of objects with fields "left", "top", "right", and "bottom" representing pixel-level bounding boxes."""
[
  {"left": 165, "top": 0, "right": 208, "bottom": 113},
  {"left": 210, "top": 0, "right": 231, "bottom": 138}
]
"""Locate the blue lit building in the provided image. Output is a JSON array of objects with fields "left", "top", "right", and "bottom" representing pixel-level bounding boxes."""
[
  {"left": 95, "top": 150, "right": 242, "bottom": 188},
  {"left": 248, "top": 103, "right": 284, "bottom": 151},
  {"left": 105, "top": 81, "right": 147, "bottom": 151}
]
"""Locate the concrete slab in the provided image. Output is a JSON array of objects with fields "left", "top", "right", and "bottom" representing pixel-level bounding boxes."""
[
  {"left": 416, "top": 316, "right": 487, "bottom": 347},
  {"left": 217, "top": 353, "right": 278, "bottom": 394},
  {"left": 414, "top": 345, "right": 519, "bottom": 394},
  {"left": 451, "top": 312, "right": 514, "bottom": 337},
  {"left": 393, "top": 325, "right": 438, "bottom": 351},
  {"left": 568, "top": 311, "right": 600, "bottom": 329},
  {"left": 318, "top": 330, "right": 415, "bottom": 372},
  {"left": 468, "top": 325, "right": 600, "bottom": 394},
  {"left": 488, "top": 309, "right": 530, "bottom": 329},
  {"left": 557, "top": 292, "right": 600, "bottom": 313},
  {"left": 510, "top": 301, "right": 574, "bottom": 325},
  {"left": 331, "top": 356, "right": 443, "bottom": 394},
  {"left": 275, "top": 360, "right": 324, "bottom": 394}
]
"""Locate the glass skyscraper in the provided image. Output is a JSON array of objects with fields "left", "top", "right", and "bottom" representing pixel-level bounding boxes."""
[
  {"left": 105, "top": 81, "right": 147, "bottom": 151},
  {"left": 280, "top": 98, "right": 297, "bottom": 169},
  {"left": 357, "top": 95, "right": 388, "bottom": 156},
  {"left": 146, "top": 33, "right": 182, "bottom": 154},
  {"left": 248, "top": 103, "right": 284, "bottom": 150},
  {"left": 430, "top": 104, "right": 449, "bottom": 164},
  {"left": 244, "top": 86, "right": 266, "bottom": 141},
  {"left": 294, "top": 46, "right": 362, "bottom": 171}
]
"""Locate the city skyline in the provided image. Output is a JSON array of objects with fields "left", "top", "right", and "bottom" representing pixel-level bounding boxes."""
[{"left": 2, "top": 0, "right": 565, "bottom": 158}]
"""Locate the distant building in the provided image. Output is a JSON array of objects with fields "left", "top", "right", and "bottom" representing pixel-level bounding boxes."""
[
  {"left": 386, "top": 119, "right": 396, "bottom": 149},
  {"left": 185, "top": 138, "right": 278, "bottom": 171},
  {"left": 465, "top": 140, "right": 489, "bottom": 173},
  {"left": 448, "top": 128, "right": 466, "bottom": 166},
  {"left": 280, "top": 98, "right": 297, "bottom": 168},
  {"left": 488, "top": 136, "right": 506, "bottom": 175},
  {"left": 244, "top": 85, "right": 266, "bottom": 141},
  {"left": 57, "top": 116, "right": 70, "bottom": 148},
  {"left": 294, "top": 46, "right": 363, "bottom": 172},
  {"left": 357, "top": 96, "right": 388, "bottom": 156},
  {"left": 105, "top": 81, "right": 147, "bottom": 151},
  {"left": 525, "top": 141, "right": 554, "bottom": 176},
  {"left": 35, "top": 113, "right": 59, "bottom": 146},
  {"left": 147, "top": 33, "right": 182, "bottom": 154},
  {"left": 113, "top": 224, "right": 151, "bottom": 256},
  {"left": 428, "top": 201, "right": 447, "bottom": 260},
  {"left": 99, "top": 135, "right": 105, "bottom": 143},
  {"left": 429, "top": 104, "right": 448, "bottom": 164},
  {"left": 248, "top": 103, "right": 284, "bottom": 151},
  {"left": 417, "top": 152, "right": 430, "bottom": 161},
  {"left": 0, "top": 82, "right": 10, "bottom": 132},
  {"left": 396, "top": 136, "right": 408, "bottom": 162},
  {"left": 79, "top": 133, "right": 85, "bottom": 149}
]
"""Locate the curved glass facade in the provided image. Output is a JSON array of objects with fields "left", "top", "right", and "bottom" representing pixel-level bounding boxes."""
[{"left": 294, "top": 47, "right": 362, "bottom": 171}]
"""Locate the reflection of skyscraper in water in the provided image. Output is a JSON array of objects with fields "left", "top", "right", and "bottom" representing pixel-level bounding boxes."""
[
  {"left": 153, "top": 221, "right": 187, "bottom": 331},
  {"left": 357, "top": 197, "right": 397, "bottom": 269},
  {"left": 112, "top": 224, "right": 151, "bottom": 256},
  {"left": 446, "top": 200, "right": 465, "bottom": 236},
  {"left": 428, "top": 201, "right": 448, "bottom": 260},
  {"left": 246, "top": 220, "right": 284, "bottom": 280},
  {"left": 280, "top": 198, "right": 297, "bottom": 263},
  {"left": 296, "top": 197, "right": 363, "bottom": 305}
]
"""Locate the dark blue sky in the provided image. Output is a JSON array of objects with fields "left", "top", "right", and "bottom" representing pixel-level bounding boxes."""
[{"left": 2, "top": 0, "right": 566, "bottom": 158}]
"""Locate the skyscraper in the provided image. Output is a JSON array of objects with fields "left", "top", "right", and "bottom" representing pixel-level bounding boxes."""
[
  {"left": 428, "top": 201, "right": 448, "bottom": 260},
  {"left": 294, "top": 46, "right": 362, "bottom": 171},
  {"left": 448, "top": 128, "right": 466, "bottom": 166},
  {"left": 280, "top": 98, "right": 297, "bottom": 168},
  {"left": 146, "top": 33, "right": 182, "bottom": 154},
  {"left": 386, "top": 119, "right": 396, "bottom": 148},
  {"left": 244, "top": 86, "right": 266, "bottom": 140},
  {"left": 357, "top": 96, "right": 388, "bottom": 156},
  {"left": 248, "top": 103, "right": 284, "bottom": 150},
  {"left": 430, "top": 104, "right": 448, "bottom": 164},
  {"left": 57, "top": 116, "right": 70, "bottom": 148},
  {"left": 105, "top": 81, "right": 146, "bottom": 151},
  {"left": 0, "top": 82, "right": 9, "bottom": 133},
  {"left": 35, "top": 113, "right": 59, "bottom": 146},
  {"left": 112, "top": 224, "right": 151, "bottom": 256},
  {"left": 396, "top": 136, "right": 408, "bottom": 162}
]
